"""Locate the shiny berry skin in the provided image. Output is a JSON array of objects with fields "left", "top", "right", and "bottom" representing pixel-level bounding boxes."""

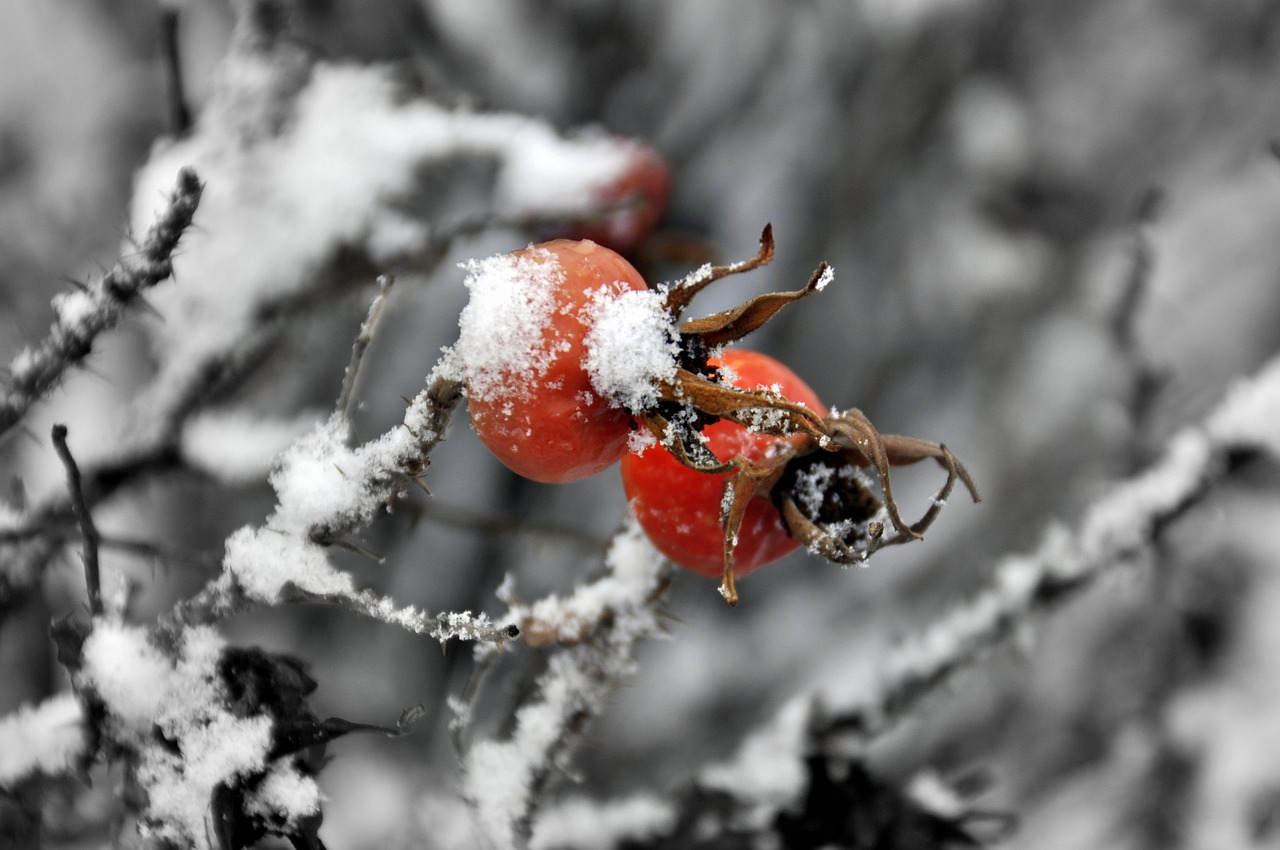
[
  {"left": 621, "top": 349, "right": 827, "bottom": 577},
  {"left": 567, "top": 143, "right": 671, "bottom": 255},
  {"left": 465, "top": 240, "right": 650, "bottom": 483}
]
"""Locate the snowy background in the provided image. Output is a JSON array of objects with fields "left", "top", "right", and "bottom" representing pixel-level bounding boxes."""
[{"left": 3, "top": 1, "right": 1280, "bottom": 848}]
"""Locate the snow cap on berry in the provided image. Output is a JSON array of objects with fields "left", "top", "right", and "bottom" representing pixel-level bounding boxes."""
[
  {"left": 441, "top": 247, "right": 564, "bottom": 402},
  {"left": 584, "top": 287, "right": 679, "bottom": 412}
]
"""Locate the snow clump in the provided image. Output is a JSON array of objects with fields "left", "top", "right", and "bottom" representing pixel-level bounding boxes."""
[
  {"left": 438, "top": 248, "right": 564, "bottom": 403},
  {"left": 584, "top": 286, "right": 679, "bottom": 412}
]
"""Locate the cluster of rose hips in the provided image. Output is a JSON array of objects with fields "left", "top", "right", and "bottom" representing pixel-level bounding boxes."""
[{"left": 451, "top": 151, "right": 978, "bottom": 605}]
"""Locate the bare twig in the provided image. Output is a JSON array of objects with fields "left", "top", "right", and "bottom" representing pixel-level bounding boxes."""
[
  {"left": 1111, "top": 187, "right": 1168, "bottom": 468},
  {"left": 337, "top": 275, "right": 394, "bottom": 441},
  {"left": 50, "top": 425, "right": 102, "bottom": 617},
  {"left": 0, "top": 169, "right": 202, "bottom": 438},
  {"left": 159, "top": 5, "right": 192, "bottom": 136}
]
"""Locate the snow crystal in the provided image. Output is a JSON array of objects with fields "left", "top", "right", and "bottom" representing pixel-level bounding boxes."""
[
  {"left": 0, "top": 694, "right": 86, "bottom": 787},
  {"left": 584, "top": 287, "right": 679, "bottom": 412},
  {"left": 81, "top": 620, "right": 172, "bottom": 732},
  {"left": 814, "top": 264, "right": 835, "bottom": 291},
  {"left": 531, "top": 795, "right": 676, "bottom": 850},
  {"left": 225, "top": 525, "right": 356, "bottom": 603},
  {"left": 627, "top": 425, "right": 657, "bottom": 454},
  {"left": 267, "top": 416, "right": 372, "bottom": 533},
  {"left": 181, "top": 408, "right": 322, "bottom": 484},
  {"left": 439, "top": 247, "right": 563, "bottom": 402}
]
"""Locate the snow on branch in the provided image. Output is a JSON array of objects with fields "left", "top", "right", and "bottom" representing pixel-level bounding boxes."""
[
  {"left": 130, "top": 37, "right": 662, "bottom": 440},
  {"left": 460, "top": 522, "right": 671, "bottom": 849},
  {"left": 0, "top": 168, "right": 202, "bottom": 437},
  {"left": 157, "top": 374, "right": 499, "bottom": 642},
  {"left": 2, "top": 0, "right": 656, "bottom": 622},
  {"left": 826, "top": 354, "right": 1280, "bottom": 739}
]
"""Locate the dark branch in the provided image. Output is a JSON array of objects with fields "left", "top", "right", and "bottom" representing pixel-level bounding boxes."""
[
  {"left": 50, "top": 425, "right": 102, "bottom": 617},
  {"left": 159, "top": 6, "right": 192, "bottom": 136}
]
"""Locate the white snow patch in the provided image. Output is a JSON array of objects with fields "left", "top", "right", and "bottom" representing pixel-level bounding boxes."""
[
  {"left": 51, "top": 289, "right": 99, "bottom": 329},
  {"left": 438, "top": 247, "right": 564, "bottom": 402},
  {"left": 81, "top": 620, "right": 172, "bottom": 732},
  {"left": 584, "top": 287, "right": 679, "bottom": 412},
  {"left": 266, "top": 414, "right": 415, "bottom": 535},
  {"left": 246, "top": 760, "right": 323, "bottom": 826},
  {"left": 531, "top": 794, "right": 676, "bottom": 850},
  {"left": 181, "top": 408, "right": 322, "bottom": 484},
  {"left": 496, "top": 125, "right": 634, "bottom": 218},
  {"left": 0, "top": 694, "right": 86, "bottom": 787},
  {"left": 225, "top": 525, "right": 356, "bottom": 603},
  {"left": 140, "top": 713, "right": 274, "bottom": 848},
  {"left": 134, "top": 626, "right": 275, "bottom": 850},
  {"left": 1206, "top": 355, "right": 1280, "bottom": 460}
]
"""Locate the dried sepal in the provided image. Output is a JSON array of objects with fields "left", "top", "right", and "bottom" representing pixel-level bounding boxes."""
[
  {"left": 636, "top": 410, "right": 735, "bottom": 474},
  {"left": 822, "top": 411, "right": 921, "bottom": 541},
  {"left": 626, "top": 226, "right": 980, "bottom": 602},
  {"left": 717, "top": 453, "right": 793, "bottom": 605},
  {"left": 677, "top": 262, "right": 830, "bottom": 349},
  {"left": 659, "top": 368, "right": 829, "bottom": 443},
  {"left": 661, "top": 224, "right": 775, "bottom": 316},
  {"left": 778, "top": 434, "right": 980, "bottom": 568}
]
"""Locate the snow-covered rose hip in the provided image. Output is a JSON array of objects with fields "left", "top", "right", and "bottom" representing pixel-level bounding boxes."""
[
  {"left": 622, "top": 349, "right": 826, "bottom": 577},
  {"left": 447, "top": 239, "right": 677, "bottom": 483},
  {"left": 440, "top": 226, "right": 978, "bottom": 604}
]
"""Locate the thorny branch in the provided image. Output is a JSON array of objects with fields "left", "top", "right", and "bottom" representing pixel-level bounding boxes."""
[{"left": 0, "top": 168, "right": 202, "bottom": 438}]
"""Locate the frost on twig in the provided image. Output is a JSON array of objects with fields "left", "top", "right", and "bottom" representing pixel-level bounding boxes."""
[
  {"left": 0, "top": 168, "right": 201, "bottom": 438},
  {"left": 159, "top": 373, "right": 500, "bottom": 642},
  {"left": 824, "top": 354, "right": 1280, "bottom": 739},
  {"left": 459, "top": 522, "right": 671, "bottom": 849}
]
